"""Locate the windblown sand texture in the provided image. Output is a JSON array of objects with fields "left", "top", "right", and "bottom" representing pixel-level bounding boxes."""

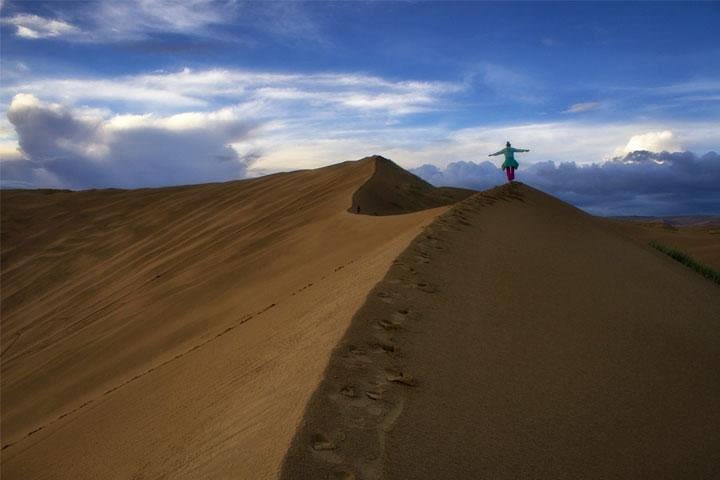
[
  {"left": 3, "top": 159, "right": 719, "bottom": 479},
  {"left": 281, "top": 182, "right": 720, "bottom": 479},
  {"left": 1, "top": 157, "right": 471, "bottom": 479}
]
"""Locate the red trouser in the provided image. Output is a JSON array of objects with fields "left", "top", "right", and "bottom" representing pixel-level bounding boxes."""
[{"left": 505, "top": 167, "right": 515, "bottom": 181}]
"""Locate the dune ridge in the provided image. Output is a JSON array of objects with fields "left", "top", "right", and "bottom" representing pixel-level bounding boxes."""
[
  {"left": 349, "top": 155, "right": 474, "bottom": 216},
  {"left": 281, "top": 182, "right": 720, "bottom": 479},
  {"left": 1, "top": 157, "right": 464, "bottom": 479}
]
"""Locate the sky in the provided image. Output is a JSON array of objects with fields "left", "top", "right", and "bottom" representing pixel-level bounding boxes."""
[{"left": 0, "top": 1, "right": 718, "bottom": 215}]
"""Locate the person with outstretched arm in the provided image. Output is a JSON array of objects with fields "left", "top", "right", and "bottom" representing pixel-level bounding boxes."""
[{"left": 489, "top": 141, "right": 530, "bottom": 182}]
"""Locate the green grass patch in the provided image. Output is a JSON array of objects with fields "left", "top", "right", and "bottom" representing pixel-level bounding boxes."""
[{"left": 649, "top": 240, "right": 720, "bottom": 285}]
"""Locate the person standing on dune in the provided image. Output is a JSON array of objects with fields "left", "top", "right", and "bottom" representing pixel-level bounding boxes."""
[{"left": 489, "top": 141, "right": 530, "bottom": 182}]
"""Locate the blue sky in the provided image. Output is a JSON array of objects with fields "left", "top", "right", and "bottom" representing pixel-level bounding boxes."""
[{"left": 0, "top": 1, "right": 718, "bottom": 214}]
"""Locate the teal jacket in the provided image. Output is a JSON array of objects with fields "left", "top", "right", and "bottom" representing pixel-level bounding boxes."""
[{"left": 489, "top": 147, "right": 529, "bottom": 169}]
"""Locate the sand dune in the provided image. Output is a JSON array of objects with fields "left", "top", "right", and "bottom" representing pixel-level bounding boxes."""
[
  {"left": 281, "top": 182, "right": 720, "bottom": 479},
  {"left": 350, "top": 156, "right": 474, "bottom": 216},
  {"left": 0, "top": 157, "right": 466, "bottom": 479},
  {"left": 3, "top": 160, "right": 719, "bottom": 479}
]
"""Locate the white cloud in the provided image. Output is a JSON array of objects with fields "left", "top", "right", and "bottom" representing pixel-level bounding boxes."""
[
  {"left": 2, "top": 94, "right": 256, "bottom": 188},
  {"left": 619, "top": 130, "right": 681, "bottom": 155},
  {"left": 1, "top": 1, "right": 229, "bottom": 42},
  {"left": 93, "top": 0, "right": 227, "bottom": 41},
  {"left": 1, "top": 0, "right": 325, "bottom": 44},
  {"left": 6, "top": 75, "right": 210, "bottom": 109},
  {"left": 3, "top": 14, "right": 80, "bottom": 39},
  {"left": 563, "top": 102, "right": 601, "bottom": 113},
  {"left": 3, "top": 68, "right": 461, "bottom": 116}
]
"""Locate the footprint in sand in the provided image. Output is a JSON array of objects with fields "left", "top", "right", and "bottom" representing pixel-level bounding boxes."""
[
  {"left": 415, "top": 282, "right": 437, "bottom": 293},
  {"left": 345, "top": 346, "right": 372, "bottom": 365},
  {"left": 390, "top": 310, "right": 411, "bottom": 325},
  {"left": 377, "top": 319, "right": 402, "bottom": 330},
  {"left": 347, "top": 344, "right": 367, "bottom": 355},
  {"left": 311, "top": 433, "right": 336, "bottom": 451},
  {"left": 370, "top": 339, "right": 396, "bottom": 353},
  {"left": 340, "top": 385, "right": 357, "bottom": 398},
  {"left": 386, "top": 371, "right": 418, "bottom": 387},
  {"left": 393, "top": 268, "right": 419, "bottom": 287},
  {"left": 371, "top": 330, "right": 398, "bottom": 349},
  {"left": 377, "top": 291, "right": 399, "bottom": 304},
  {"left": 366, "top": 391, "right": 382, "bottom": 400}
]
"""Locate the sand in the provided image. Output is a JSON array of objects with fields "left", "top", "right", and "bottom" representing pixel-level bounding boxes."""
[
  {"left": 3, "top": 160, "right": 719, "bottom": 479},
  {"left": 1, "top": 157, "right": 466, "bottom": 479},
  {"left": 281, "top": 182, "right": 720, "bottom": 479},
  {"left": 604, "top": 217, "right": 720, "bottom": 272},
  {"left": 350, "top": 156, "right": 474, "bottom": 216}
]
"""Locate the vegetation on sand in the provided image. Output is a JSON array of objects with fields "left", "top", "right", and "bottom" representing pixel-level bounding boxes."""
[{"left": 649, "top": 240, "right": 720, "bottom": 285}]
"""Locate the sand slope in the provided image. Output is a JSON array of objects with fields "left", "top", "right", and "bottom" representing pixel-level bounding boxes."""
[
  {"left": 281, "top": 182, "right": 720, "bottom": 479},
  {"left": 1, "top": 157, "right": 463, "bottom": 479},
  {"left": 603, "top": 217, "right": 720, "bottom": 272},
  {"left": 350, "top": 156, "right": 474, "bottom": 216}
]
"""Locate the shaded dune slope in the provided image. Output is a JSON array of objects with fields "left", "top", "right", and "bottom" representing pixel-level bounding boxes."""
[
  {"left": 281, "top": 182, "right": 720, "bottom": 479},
  {"left": 1, "top": 157, "right": 464, "bottom": 479},
  {"left": 349, "top": 156, "right": 474, "bottom": 215}
]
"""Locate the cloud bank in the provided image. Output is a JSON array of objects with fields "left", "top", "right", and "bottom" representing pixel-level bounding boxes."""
[
  {"left": 1, "top": 94, "right": 254, "bottom": 189},
  {"left": 410, "top": 151, "right": 720, "bottom": 216}
]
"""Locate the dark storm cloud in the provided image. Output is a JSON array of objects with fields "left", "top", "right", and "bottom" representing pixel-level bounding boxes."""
[
  {"left": 411, "top": 151, "right": 720, "bottom": 216},
  {"left": 2, "top": 94, "right": 254, "bottom": 189}
]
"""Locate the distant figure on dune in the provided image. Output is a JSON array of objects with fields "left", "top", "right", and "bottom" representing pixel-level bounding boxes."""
[{"left": 489, "top": 141, "right": 530, "bottom": 182}]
